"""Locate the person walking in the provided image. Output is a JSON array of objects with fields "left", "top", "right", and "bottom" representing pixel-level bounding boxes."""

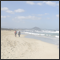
[
  {"left": 14, "top": 30, "right": 17, "bottom": 37},
  {"left": 17, "top": 31, "right": 18, "bottom": 34},
  {"left": 18, "top": 31, "right": 20, "bottom": 37}
]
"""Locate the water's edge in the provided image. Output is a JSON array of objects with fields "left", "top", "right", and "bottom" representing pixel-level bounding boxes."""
[{"left": 23, "top": 34, "right": 59, "bottom": 49}]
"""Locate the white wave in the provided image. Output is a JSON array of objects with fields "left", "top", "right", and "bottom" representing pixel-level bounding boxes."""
[
  {"left": 42, "top": 30, "right": 59, "bottom": 33},
  {"left": 55, "top": 36, "right": 59, "bottom": 38},
  {"left": 55, "top": 31, "right": 59, "bottom": 33},
  {"left": 22, "top": 32, "right": 59, "bottom": 38},
  {"left": 23, "top": 32, "right": 39, "bottom": 35},
  {"left": 22, "top": 32, "right": 45, "bottom": 36}
]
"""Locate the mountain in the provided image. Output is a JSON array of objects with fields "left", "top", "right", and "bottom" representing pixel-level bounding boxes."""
[{"left": 31, "top": 27, "right": 41, "bottom": 30}]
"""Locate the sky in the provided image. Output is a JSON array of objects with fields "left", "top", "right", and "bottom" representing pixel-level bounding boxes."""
[{"left": 1, "top": 1, "right": 59, "bottom": 30}]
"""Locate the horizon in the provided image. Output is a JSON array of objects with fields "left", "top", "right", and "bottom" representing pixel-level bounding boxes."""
[
  {"left": 1, "top": 1, "right": 59, "bottom": 30},
  {"left": 1, "top": 26, "right": 59, "bottom": 30}
]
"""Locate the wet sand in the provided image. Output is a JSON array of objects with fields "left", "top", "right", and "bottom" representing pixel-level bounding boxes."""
[{"left": 1, "top": 30, "right": 59, "bottom": 59}]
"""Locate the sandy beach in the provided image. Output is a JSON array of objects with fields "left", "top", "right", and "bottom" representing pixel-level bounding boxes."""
[{"left": 1, "top": 30, "right": 59, "bottom": 59}]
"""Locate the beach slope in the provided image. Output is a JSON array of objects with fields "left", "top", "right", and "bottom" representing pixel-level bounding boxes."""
[{"left": 1, "top": 30, "right": 59, "bottom": 59}]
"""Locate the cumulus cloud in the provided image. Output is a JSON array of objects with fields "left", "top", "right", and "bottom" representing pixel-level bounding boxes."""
[
  {"left": 43, "top": 1, "right": 59, "bottom": 7},
  {"left": 37, "top": 3, "right": 43, "bottom": 5},
  {"left": 15, "top": 16, "right": 25, "bottom": 19},
  {"left": 1, "top": 7, "right": 8, "bottom": 11},
  {"left": 1, "top": 7, "right": 25, "bottom": 13},
  {"left": 6, "top": 10, "right": 14, "bottom": 14},
  {"left": 1, "top": 7, "right": 14, "bottom": 14},
  {"left": 14, "top": 9, "right": 25, "bottom": 13},
  {"left": 1, "top": 15, "right": 10, "bottom": 18},
  {"left": 1, "top": 16, "right": 6, "bottom": 18},
  {"left": 56, "top": 14, "right": 59, "bottom": 17},
  {"left": 38, "top": 13, "right": 48, "bottom": 16},
  {"left": 26, "top": 1, "right": 35, "bottom": 5},
  {"left": 13, "top": 15, "right": 41, "bottom": 20}
]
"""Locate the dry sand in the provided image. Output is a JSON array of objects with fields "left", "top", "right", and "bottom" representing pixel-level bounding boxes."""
[{"left": 1, "top": 30, "right": 59, "bottom": 59}]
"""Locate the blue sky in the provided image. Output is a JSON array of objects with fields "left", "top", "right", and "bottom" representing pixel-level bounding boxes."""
[{"left": 1, "top": 1, "right": 59, "bottom": 30}]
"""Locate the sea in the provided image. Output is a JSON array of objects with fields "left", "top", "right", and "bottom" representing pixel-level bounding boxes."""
[{"left": 20, "top": 29, "right": 59, "bottom": 48}]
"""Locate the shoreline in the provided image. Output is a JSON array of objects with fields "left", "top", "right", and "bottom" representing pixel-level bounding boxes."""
[
  {"left": 1, "top": 30, "right": 59, "bottom": 59},
  {"left": 22, "top": 33, "right": 59, "bottom": 49}
]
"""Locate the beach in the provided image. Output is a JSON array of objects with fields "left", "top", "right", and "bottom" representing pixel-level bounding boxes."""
[{"left": 1, "top": 30, "right": 59, "bottom": 59}]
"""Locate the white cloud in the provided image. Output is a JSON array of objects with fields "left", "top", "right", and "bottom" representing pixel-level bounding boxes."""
[
  {"left": 37, "top": 3, "right": 43, "bottom": 5},
  {"left": 43, "top": 1, "right": 59, "bottom": 7},
  {"left": 1, "top": 16, "right": 6, "bottom": 18},
  {"left": 1, "top": 7, "right": 25, "bottom": 14},
  {"left": 1, "top": 15, "right": 10, "bottom": 18},
  {"left": 1, "top": 7, "right": 8, "bottom": 11},
  {"left": 13, "top": 15, "right": 41, "bottom": 20},
  {"left": 56, "top": 14, "right": 59, "bottom": 17},
  {"left": 15, "top": 16, "right": 25, "bottom": 19},
  {"left": 14, "top": 9, "right": 25, "bottom": 13},
  {"left": 1, "top": 7, "right": 14, "bottom": 14},
  {"left": 26, "top": 1, "right": 35, "bottom": 5},
  {"left": 6, "top": 10, "right": 14, "bottom": 14},
  {"left": 38, "top": 13, "right": 48, "bottom": 16}
]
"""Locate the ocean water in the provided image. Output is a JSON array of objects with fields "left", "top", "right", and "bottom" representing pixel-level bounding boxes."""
[
  {"left": 20, "top": 29, "right": 59, "bottom": 48},
  {"left": 21, "top": 29, "right": 59, "bottom": 39}
]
